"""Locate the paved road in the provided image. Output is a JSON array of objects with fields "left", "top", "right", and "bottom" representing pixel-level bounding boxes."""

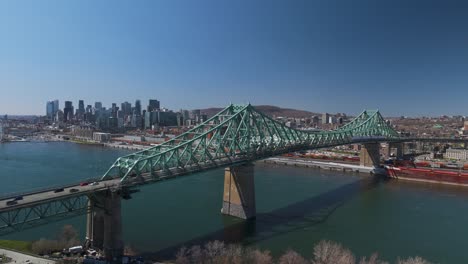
[
  {"left": 0, "top": 179, "right": 122, "bottom": 212},
  {"left": 0, "top": 248, "right": 55, "bottom": 264}
]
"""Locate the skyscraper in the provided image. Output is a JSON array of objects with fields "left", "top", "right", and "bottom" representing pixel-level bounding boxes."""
[
  {"left": 135, "top": 100, "right": 142, "bottom": 116},
  {"left": 46, "top": 101, "right": 54, "bottom": 118},
  {"left": 78, "top": 100, "right": 85, "bottom": 114},
  {"left": 121, "top": 102, "right": 132, "bottom": 116},
  {"left": 53, "top": 100, "right": 59, "bottom": 115},
  {"left": 46, "top": 100, "right": 59, "bottom": 120},
  {"left": 95, "top": 102, "right": 103, "bottom": 111},
  {"left": 147, "top": 99, "right": 160, "bottom": 112},
  {"left": 64, "top": 101, "right": 74, "bottom": 122}
]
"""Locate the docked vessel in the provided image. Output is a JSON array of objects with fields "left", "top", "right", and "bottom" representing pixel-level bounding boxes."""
[{"left": 386, "top": 166, "right": 468, "bottom": 185}]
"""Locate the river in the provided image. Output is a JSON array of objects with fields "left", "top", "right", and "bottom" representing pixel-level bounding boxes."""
[{"left": 1, "top": 142, "right": 467, "bottom": 263}]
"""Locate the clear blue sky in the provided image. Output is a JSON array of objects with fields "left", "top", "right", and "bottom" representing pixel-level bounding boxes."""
[{"left": 0, "top": 0, "right": 467, "bottom": 116}]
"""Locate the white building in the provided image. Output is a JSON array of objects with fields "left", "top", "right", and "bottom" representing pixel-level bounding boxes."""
[
  {"left": 445, "top": 148, "right": 468, "bottom": 160},
  {"left": 93, "top": 132, "right": 111, "bottom": 143}
]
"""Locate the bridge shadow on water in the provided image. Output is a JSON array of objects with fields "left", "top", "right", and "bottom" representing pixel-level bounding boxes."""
[{"left": 143, "top": 175, "right": 388, "bottom": 261}]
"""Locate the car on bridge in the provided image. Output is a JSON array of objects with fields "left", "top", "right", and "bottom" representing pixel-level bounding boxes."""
[
  {"left": 80, "top": 182, "right": 89, "bottom": 186},
  {"left": 54, "top": 188, "right": 64, "bottom": 193},
  {"left": 6, "top": 200, "right": 17, "bottom": 206},
  {"left": 13, "top": 196, "right": 23, "bottom": 201},
  {"left": 69, "top": 188, "right": 79, "bottom": 193}
]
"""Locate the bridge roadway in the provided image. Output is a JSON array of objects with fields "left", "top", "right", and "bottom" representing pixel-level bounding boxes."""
[{"left": 0, "top": 179, "right": 120, "bottom": 213}]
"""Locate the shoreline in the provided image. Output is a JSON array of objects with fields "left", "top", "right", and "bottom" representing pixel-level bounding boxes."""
[
  {"left": 268, "top": 157, "right": 468, "bottom": 188},
  {"left": 263, "top": 157, "right": 375, "bottom": 174}
]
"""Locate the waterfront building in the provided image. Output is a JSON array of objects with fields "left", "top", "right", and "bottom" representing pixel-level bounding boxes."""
[
  {"left": 445, "top": 148, "right": 468, "bottom": 161},
  {"left": 93, "top": 132, "right": 111, "bottom": 142},
  {"left": 71, "top": 125, "right": 95, "bottom": 139}
]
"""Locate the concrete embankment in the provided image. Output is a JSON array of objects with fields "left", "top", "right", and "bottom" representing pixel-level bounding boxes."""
[
  {"left": 104, "top": 143, "right": 147, "bottom": 151},
  {"left": 262, "top": 157, "right": 375, "bottom": 175},
  {"left": 0, "top": 247, "right": 55, "bottom": 264}
]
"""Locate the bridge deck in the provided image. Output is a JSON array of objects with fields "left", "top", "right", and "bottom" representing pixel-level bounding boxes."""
[{"left": 0, "top": 179, "right": 121, "bottom": 213}]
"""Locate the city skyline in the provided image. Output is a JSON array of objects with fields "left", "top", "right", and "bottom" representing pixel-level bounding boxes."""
[{"left": 1, "top": 0, "right": 468, "bottom": 116}]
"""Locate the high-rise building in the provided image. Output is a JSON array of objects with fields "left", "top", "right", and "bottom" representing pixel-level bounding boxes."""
[
  {"left": 46, "top": 100, "right": 59, "bottom": 120},
  {"left": 53, "top": 100, "right": 59, "bottom": 114},
  {"left": 94, "top": 102, "right": 103, "bottom": 111},
  {"left": 78, "top": 100, "right": 85, "bottom": 114},
  {"left": 134, "top": 100, "right": 142, "bottom": 116},
  {"left": 322, "top": 113, "right": 330, "bottom": 124},
  {"left": 121, "top": 102, "right": 132, "bottom": 116},
  {"left": 111, "top": 103, "right": 119, "bottom": 118},
  {"left": 46, "top": 101, "right": 54, "bottom": 118},
  {"left": 147, "top": 99, "right": 160, "bottom": 112},
  {"left": 64, "top": 101, "right": 74, "bottom": 122}
]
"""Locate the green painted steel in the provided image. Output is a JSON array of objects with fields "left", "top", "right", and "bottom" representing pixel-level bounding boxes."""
[
  {"left": 0, "top": 195, "right": 89, "bottom": 236},
  {"left": 102, "top": 104, "right": 400, "bottom": 183}
]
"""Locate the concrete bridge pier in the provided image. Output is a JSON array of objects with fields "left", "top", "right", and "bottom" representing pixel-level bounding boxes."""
[
  {"left": 360, "top": 143, "right": 381, "bottom": 167},
  {"left": 86, "top": 191, "right": 123, "bottom": 263},
  {"left": 389, "top": 142, "right": 404, "bottom": 158},
  {"left": 221, "top": 163, "right": 256, "bottom": 219}
]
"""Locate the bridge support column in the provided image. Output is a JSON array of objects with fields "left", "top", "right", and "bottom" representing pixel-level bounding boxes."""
[
  {"left": 221, "top": 163, "right": 256, "bottom": 219},
  {"left": 360, "top": 143, "right": 381, "bottom": 167},
  {"left": 389, "top": 142, "right": 404, "bottom": 158},
  {"left": 86, "top": 191, "right": 123, "bottom": 263}
]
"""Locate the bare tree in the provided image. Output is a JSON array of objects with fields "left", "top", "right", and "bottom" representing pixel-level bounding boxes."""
[
  {"left": 175, "top": 246, "right": 190, "bottom": 264},
  {"left": 31, "top": 238, "right": 61, "bottom": 255},
  {"left": 359, "top": 253, "right": 388, "bottom": 264},
  {"left": 189, "top": 245, "right": 204, "bottom": 263},
  {"left": 397, "top": 256, "right": 432, "bottom": 264},
  {"left": 218, "top": 244, "right": 243, "bottom": 264},
  {"left": 204, "top": 240, "right": 226, "bottom": 262},
  {"left": 279, "top": 249, "right": 309, "bottom": 264},
  {"left": 57, "top": 225, "right": 80, "bottom": 249},
  {"left": 244, "top": 249, "right": 273, "bottom": 264},
  {"left": 312, "top": 240, "right": 355, "bottom": 264}
]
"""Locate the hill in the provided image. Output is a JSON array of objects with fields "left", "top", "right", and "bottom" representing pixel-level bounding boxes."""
[{"left": 199, "top": 105, "right": 318, "bottom": 118}]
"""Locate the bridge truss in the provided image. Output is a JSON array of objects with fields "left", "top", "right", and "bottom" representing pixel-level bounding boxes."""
[{"left": 102, "top": 104, "right": 400, "bottom": 183}]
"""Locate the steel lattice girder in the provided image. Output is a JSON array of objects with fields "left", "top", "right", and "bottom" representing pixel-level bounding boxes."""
[
  {"left": 0, "top": 195, "right": 90, "bottom": 236},
  {"left": 102, "top": 104, "right": 400, "bottom": 182}
]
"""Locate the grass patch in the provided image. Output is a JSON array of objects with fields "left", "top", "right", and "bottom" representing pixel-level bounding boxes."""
[
  {"left": 0, "top": 254, "right": 12, "bottom": 263},
  {"left": 0, "top": 240, "right": 33, "bottom": 253}
]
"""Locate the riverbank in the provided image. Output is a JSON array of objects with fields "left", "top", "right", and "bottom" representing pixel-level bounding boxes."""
[{"left": 0, "top": 240, "right": 54, "bottom": 264}]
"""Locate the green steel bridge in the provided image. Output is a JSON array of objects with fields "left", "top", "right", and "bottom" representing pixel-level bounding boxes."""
[{"left": 0, "top": 104, "right": 465, "bottom": 248}]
